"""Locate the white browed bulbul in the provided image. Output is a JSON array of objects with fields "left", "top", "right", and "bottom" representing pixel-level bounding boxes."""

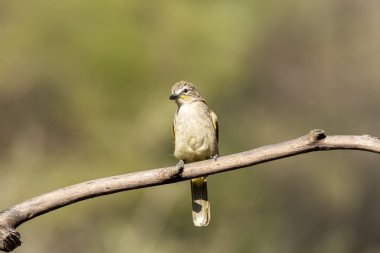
[{"left": 170, "top": 81, "right": 219, "bottom": 227}]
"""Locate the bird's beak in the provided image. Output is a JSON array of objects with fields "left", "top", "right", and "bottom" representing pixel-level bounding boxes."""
[{"left": 169, "top": 94, "right": 178, "bottom": 100}]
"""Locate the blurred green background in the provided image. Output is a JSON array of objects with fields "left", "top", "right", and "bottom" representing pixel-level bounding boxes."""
[{"left": 1, "top": 0, "right": 380, "bottom": 252}]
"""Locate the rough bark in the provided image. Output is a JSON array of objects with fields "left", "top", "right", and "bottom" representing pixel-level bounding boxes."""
[{"left": 1, "top": 129, "right": 380, "bottom": 252}]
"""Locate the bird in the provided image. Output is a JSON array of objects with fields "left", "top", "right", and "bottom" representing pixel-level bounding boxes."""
[{"left": 169, "top": 80, "right": 219, "bottom": 227}]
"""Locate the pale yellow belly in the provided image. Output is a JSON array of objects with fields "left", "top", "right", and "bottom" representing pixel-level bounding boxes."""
[{"left": 173, "top": 103, "right": 218, "bottom": 162}]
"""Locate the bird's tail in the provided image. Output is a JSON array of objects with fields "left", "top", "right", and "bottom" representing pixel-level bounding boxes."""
[{"left": 190, "top": 177, "right": 210, "bottom": 226}]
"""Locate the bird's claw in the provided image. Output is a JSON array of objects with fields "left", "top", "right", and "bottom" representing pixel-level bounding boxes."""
[
  {"left": 176, "top": 160, "right": 185, "bottom": 173},
  {"left": 210, "top": 154, "right": 218, "bottom": 161}
]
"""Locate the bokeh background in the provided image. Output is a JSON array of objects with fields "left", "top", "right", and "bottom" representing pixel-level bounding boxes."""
[{"left": 1, "top": 0, "right": 380, "bottom": 252}]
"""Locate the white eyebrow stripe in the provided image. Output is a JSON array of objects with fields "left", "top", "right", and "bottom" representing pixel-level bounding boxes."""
[{"left": 176, "top": 87, "right": 186, "bottom": 94}]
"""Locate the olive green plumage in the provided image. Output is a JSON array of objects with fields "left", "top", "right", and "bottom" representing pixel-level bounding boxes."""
[{"left": 170, "top": 81, "right": 219, "bottom": 227}]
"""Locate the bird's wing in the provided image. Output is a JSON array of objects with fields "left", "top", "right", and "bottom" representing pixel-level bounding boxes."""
[
  {"left": 172, "top": 117, "right": 176, "bottom": 138},
  {"left": 210, "top": 110, "right": 219, "bottom": 143}
]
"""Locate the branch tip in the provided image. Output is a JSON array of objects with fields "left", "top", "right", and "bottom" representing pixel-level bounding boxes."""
[{"left": 0, "top": 225, "right": 21, "bottom": 252}]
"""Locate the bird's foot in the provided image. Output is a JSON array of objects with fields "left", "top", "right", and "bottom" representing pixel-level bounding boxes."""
[
  {"left": 210, "top": 154, "right": 218, "bottom": 161},
  {"left": 176, "top": 160, "right": 185, "bottom": 174}
]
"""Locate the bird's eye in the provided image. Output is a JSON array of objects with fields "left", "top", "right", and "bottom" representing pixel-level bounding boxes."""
[{"left": 183, "top": 88, "right": 189, "bottom": 93}]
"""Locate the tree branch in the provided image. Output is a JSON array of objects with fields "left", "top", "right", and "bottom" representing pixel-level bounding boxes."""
[{"left": 1, "top": 129, "right": 380, "bottom": 252}]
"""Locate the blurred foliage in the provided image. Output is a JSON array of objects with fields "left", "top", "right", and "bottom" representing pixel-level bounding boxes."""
[{"left": 1, "top": 0, "right": 380, "bottom": 252}]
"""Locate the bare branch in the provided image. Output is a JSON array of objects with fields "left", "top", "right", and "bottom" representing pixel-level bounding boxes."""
[{"left": 1, "top": 129, "right": 379, "bottom": 252}]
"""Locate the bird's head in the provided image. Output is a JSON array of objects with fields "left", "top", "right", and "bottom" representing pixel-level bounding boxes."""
[{"left": 169, "top": 81, "right": 203, "bottom": 105}]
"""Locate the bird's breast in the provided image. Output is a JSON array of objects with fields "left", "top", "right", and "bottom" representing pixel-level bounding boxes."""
[{"left": 174, "top": 102, "right": 218, "bottom": 162}]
